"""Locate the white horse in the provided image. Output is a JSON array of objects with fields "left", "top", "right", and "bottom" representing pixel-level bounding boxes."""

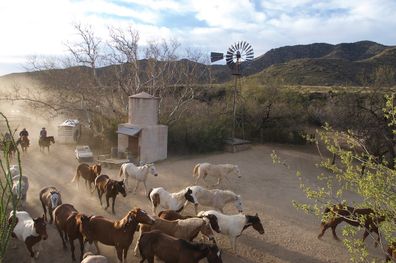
[
  {"left": 188, "top": 185, "right": 243, "bottom": 214},
  {"left": 148, "top": 187, "right": 197, "bottom": 214},
  {"left": 8, "top": 211, "right": 48, "bottom": 261},
  {"left": 12, "top": 175, "right": 29, "bottom": 207},
  {"left": 193, "top": 163, "right": 241, "bottom": 185},
  {"left": 198, "top": 210, "right": 264, "bottom": 253},
  {"left": 118, "top": 163, "right": 158, "bottom": 194}
]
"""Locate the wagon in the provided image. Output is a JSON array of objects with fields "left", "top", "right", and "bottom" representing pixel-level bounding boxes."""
[{"left": 75, "top": 145, "right": 94, "bottom": 163}]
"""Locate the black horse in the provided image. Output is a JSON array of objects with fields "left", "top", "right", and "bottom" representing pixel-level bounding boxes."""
[{"left": 39, "top": 136, "right": 55, "bottom": 152}]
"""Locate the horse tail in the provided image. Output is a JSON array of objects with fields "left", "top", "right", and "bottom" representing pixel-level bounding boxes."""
[
  {"left": 147, "top": 188, "right": 154, "bottom": 200},
  {"left": 72, "top": 168, "right": 80, "bottom": 183},
  {"left": 118, "top": 164, "right": 124, "bottom": 178},
  {"left": 193, "top": 164, "right": 200, "bottom": 179}
]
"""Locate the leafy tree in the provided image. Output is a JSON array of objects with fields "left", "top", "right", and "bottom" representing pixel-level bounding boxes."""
[{"left": 273, "top": 94, "right": 396, "bottom": 262}]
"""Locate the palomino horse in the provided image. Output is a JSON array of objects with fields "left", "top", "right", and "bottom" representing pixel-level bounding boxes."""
[
  {"left": 8, "top": 211, "right": 48, "bottom": 259},
  {"left": 53, "top": 204, "right": 85, "bottom": 261},
  {"left": 79, "top": 208, "right": 155, "bottom": 263},
  {"left": 318, "top": 204, "right": 385, "bottom": 246},
  {"left": 39, "top": 186, "right": 62, "bottom": 223},
  {"left": 39, "top": 136, "right": 55, "bottom": 152},
  {"left": 16, "top": 135, "right": 29, "bottom": 152},
  {"left": 94, "top": 174, "right": 126, "bottom": 214},
  {"left": 139, "top": 230, "right": 223, "bottom": 263},
  {"left": 72, "top": 163, "right": 102, "bottom": 191},
  {"left": 148, "top": 187, "right": 197, "bottom": 214},
  {"left": 118, "top": 163, "right": 158, "bottom": 195},
  {"left": 198, "top": 210, "right": 265, "bottom": 253},
  {"left": 193, "top": 163, "right": 241, "bottom": 186},
  {"left": 188, "top": 185, "right": 244, "bottom": 214}
]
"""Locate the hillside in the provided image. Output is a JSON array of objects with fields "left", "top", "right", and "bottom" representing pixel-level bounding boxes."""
[{"left": 1, "top": 41, "right": 395, "bottom": 87}]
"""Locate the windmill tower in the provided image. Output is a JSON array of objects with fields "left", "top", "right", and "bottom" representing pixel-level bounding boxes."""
[{"left": 211, "top": 41, "right": 254, "bottom": 152}]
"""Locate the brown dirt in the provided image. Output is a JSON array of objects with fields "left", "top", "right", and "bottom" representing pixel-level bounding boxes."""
[{"left": 3, "top": 143, "right": 382, "bottom": 263}]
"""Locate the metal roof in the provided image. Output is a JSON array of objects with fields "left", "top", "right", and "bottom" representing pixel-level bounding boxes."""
[
  {"left": 130, "top": 92, "right": 159, "bottom": 99},
  {"left": 59, "top": 119, "right": 80, "bottom": 127},
  {"left": 116, "top": 127, "right": 141, "bottom": 136}
]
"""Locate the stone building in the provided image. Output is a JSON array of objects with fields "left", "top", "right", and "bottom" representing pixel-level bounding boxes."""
[{"left": 117, "top": 92, "right": 167, "bottom": 164}]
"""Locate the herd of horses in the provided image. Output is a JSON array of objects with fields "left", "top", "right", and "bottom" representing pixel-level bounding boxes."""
[
  {"left": 7, "top": 161, "right": 264, "bottom": 263},
  {"left": 7, "top": 157, "right": 396, "bottom": 262}
]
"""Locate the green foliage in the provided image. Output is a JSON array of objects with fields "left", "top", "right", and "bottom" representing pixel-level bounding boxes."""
[
  {"left": 272, "top": 95, "right": 396, "bottom": 262},
  {"left": 0, "top": 113, "right": 23, "bottom": 261},
  {"left": 167, "top": 106, "right": 227, "bottom": 154}
]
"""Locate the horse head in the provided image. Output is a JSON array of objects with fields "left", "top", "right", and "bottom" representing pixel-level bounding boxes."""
[
  {"left": 78, "top": 214, "right": 94, "bottom": 241},
  {"left": 206, "top": 244, "right": 223, "bottom": 263},
  {"left": 247, "top": 213, "right": 264, "bottom": 234},
  {"left": 33, "top": 215, "right": 48, "bottom": 240},
  {"left": 147, "top": 164, "right": 158, "bottom": 177},
  {"left": 93, "top": 164, "right": 102, "bottom": 176},
  {"left": 113, "top": 181, "right": 127, "bottom": 197},
  {"left": 131, "top": 208, "right": 155, "bottom": 225},
  {"left": 184, "top": 188, "right": 196, "bottom": 204},
  {"left": 234, "top": 195, "right": 244, "bottom": 213}
]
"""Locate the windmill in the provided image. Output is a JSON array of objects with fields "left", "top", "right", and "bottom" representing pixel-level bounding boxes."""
[{"left": 210, "top": 41, "right": 254, "bottom": 141}]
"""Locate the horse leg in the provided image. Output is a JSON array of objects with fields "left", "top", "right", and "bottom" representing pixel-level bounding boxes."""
[
  {"left": 111, "top": 196, "right": 116, "bottom": 214},
  {"left": 49, "top": 208, "right": 54, "bottom": 224},
  {"left": 230, "top": 236, "right": 237, "bottom": 253},
  {"left": 318, "top": 222, "right": 331, "bottom": 239},
  {"left": 56, "top": 226, "right": 67, "bottom": 249},
  {"left": 331, "top": 224, "right": 340, "bottom": 241},
  {"left": 78, "top": 236, "right": 84, "bottom": 261},
  {"left": 123, "top": 247, "right": 129, "bottom": 262},
  {"left": 115, "top": 247, "right": 123, "bottom": 263},
  {"left": 143, "top": 181, "right": 148, "bottom": 196},
  {"left": 97, "top": 188, "right": 103, "bottom": 206},
  {"left": 105, "top": 193, "right": 110, "bottom": 210},
  {"left": 69, "top": 237, "right": 76, "bottom": 261},
  {"left": 41, "top": 202, "right": 48, "bottom": 222},
  {"left": 134, "top": 181, "right": 140, "bottom": 194},
  {"left": 94, "top": 241, "right": 101, "bottom": 254}
]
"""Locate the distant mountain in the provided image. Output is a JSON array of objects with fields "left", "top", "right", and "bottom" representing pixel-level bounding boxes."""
[{"left": 1, "top": 41, "right": 395, "bottom": 87}]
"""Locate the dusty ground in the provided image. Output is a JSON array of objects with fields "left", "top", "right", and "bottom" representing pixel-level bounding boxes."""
[{"left": 3, "top": 143, "right": 383, "bottom": 263}]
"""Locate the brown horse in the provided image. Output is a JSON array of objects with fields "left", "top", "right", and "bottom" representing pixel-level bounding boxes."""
[
  {"left": 39, "top": 186, "right": 62, "bottom": 223},
  {"left": 72, "top": 163, "right": 101, "bottom": 190},
  {"left": 79, "top": 208, "right": 155, "bottom": 263},
  {"left": 53, "top": 204, "right": 85, "bottom": 261},
  {"left": 39, "top": 136, "right": 55, "bottom": 152},
  {"left": 318, "top": 204, "right": 385, "bottom": 246},
  {"left": 94, "top": 174, "right": 127, "bottom": 214},
  {"left": 16, "top": 135, "right": 29, "bottom": 152},
  {"left": 138, "top": 230, "right": 223, "bottom": 263},
  {"left": 0, "top": 141, "right": 17, "bottom": 159}
]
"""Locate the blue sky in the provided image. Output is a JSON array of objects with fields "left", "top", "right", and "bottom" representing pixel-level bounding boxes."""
[{"left": 0, "top": 0, "right": 395, "bottom": 76}]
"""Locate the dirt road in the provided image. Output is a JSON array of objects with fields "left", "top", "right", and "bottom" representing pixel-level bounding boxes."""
[{"left": 3, "top": 143, "right": 378, "bottom": 263}]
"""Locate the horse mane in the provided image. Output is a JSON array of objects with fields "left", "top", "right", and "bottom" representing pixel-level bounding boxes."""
[{"left": 114, "top": 211, "right": 135, "bottom": 229}]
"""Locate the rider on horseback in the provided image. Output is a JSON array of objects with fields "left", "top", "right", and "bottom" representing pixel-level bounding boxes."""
[
  {"left": 39, "top": 127, "right": 47, "bottom": 143},
  {"left": 19, "top": 128, "right": 30, "bottom": 146}
]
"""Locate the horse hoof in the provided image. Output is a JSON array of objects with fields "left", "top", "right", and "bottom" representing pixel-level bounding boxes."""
[{"left": 34, "top": 251, "right": 40, "bottom": 259}]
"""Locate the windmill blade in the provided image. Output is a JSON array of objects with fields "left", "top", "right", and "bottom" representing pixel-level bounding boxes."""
[{"left": 210, "top": 52, "right": 224, "bottom": 63}]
